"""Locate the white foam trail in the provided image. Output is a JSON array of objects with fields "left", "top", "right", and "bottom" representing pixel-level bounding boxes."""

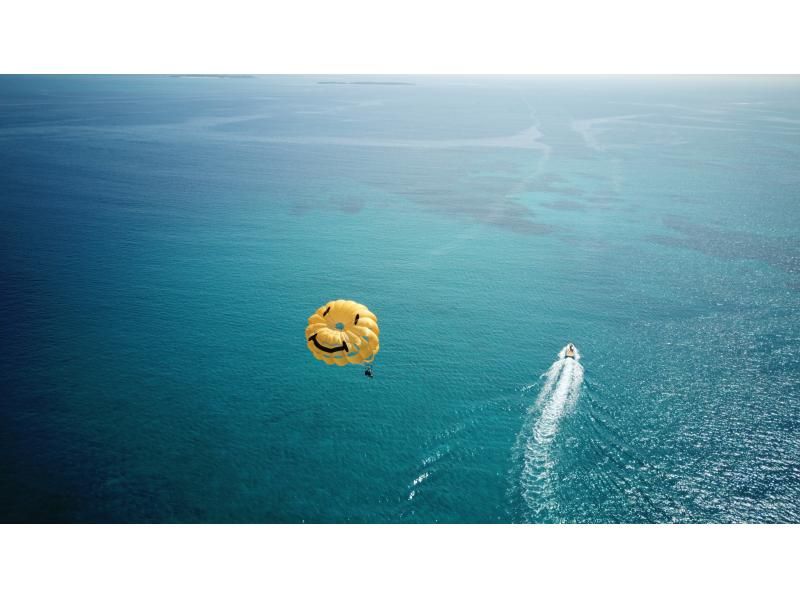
[
  {"left": 533, "top": 357, "right": 583, "bottom": 443},
  {"left": 519, "top": 345, "right": 584, "bottom": 521},
  {"left": 408, "top": 471, "right": 430, "bottom": 501},
  {"left": 534, "top": 354, "right": 566, "bottom": 407}
]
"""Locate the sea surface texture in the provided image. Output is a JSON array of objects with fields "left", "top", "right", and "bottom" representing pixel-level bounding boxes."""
[{"left": 1, "top": 76, "right": 798, "bottom": 523}]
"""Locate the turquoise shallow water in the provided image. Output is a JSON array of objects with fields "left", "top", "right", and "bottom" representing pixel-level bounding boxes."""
[{"left": 1, "top": 75, "right": 798, "bottom": 522}]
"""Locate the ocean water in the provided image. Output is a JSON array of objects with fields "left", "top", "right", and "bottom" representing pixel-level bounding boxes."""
[{"left": 1, "top": 75, "right": 798, "bottom": 523}]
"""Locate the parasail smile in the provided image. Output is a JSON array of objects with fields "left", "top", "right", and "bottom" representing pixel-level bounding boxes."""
[{"left": 308, "top": 333, "right": 349, "bottom": 354}]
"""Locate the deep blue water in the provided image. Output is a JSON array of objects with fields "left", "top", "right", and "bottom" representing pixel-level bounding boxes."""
[{"left": 1, "top": 75, "right": 798, "bottom": 522}]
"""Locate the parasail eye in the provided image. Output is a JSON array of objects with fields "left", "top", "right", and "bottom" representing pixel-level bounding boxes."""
[
  {"left": 323, "top": 306, "right": 331, "bottom": 317},
  {"left": 354, "top": 314, "right": 360, "bottom": 325}
]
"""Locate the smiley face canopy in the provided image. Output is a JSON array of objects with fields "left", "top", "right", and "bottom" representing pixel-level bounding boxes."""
[{"left": 305, "top": 299, "right": 380, "bottom": 366}]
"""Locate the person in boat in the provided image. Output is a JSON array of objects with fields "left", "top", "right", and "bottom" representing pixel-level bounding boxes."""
[{"left": 565, "top": 343, "right": 576, "bottom": 358}]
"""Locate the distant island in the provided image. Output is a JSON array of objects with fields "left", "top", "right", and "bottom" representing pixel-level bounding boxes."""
[
  {"left": 317, "top": 80, "right": 414, "bottom": 86},
  {"left": 170, "top": 74, "right": 255, "bottom": 79}
]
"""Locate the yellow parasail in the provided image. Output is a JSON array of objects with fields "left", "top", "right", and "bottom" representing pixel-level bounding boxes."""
[{"left": 305, "top": 299, "right": 380, "bottom": 366}]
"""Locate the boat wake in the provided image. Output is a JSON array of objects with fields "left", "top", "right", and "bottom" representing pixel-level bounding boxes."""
[{"left": 514, "top": 345, "right": 584, "bottom": 521}]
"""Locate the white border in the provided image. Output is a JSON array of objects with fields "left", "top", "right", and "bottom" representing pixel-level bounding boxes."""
[
  {"left": 1, "top": 1, "right": 798, "bottom": 73},
  {"left": 1, "top": 524, "right": 797, "bottom": 597}
]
